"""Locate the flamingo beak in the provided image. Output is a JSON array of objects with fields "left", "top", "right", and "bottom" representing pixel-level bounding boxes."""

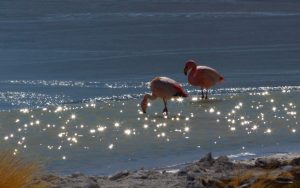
[{"left": 184, "top": 67, "right": 188, "bottom": 75}]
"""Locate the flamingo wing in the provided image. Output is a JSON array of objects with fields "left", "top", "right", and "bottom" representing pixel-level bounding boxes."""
[
  {"left": 172, "top": 83, "right": 188, "bottom": 97},
  {"left": 193, "top": 66, "right": 223, "bottom": 88},
  {"left": 151, "top": 77, "right": 187, "bottom": 98}
]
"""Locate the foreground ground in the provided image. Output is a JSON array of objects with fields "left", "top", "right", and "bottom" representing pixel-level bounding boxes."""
[{"left": 32, "top": 153, "right": 300, "bottom": 188}]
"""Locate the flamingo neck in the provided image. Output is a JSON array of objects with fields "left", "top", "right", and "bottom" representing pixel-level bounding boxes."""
[
  {"left": 141, "top": 93, "right": 156, "bottom": 113},
  {"left": 141, "top": 94, "right": 150, "bottom": 105},
  {"left": 187, "top": 68, "right": 192, "bottom": 76},
  {"left": 187, "top": 66, "right": 196, "bottom": 77},
  {"left": 144, "top": 93, "right": 156, "bottom": 101},
  {"left": 143, "top": 94, "right": 149, "bottom": 102}
]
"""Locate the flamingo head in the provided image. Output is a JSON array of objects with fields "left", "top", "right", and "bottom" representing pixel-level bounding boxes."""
[
  {"left": 184, "top": 60, "right": 197, "bottom": 75},
  {"left": 140, "top": 97, "right": 148, "bottom": 113}
]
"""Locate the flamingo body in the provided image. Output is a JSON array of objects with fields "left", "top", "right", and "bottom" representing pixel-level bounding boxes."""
[
  {"left": 184, "top": 60, "right": 224, "bottom": 99},
  {"left": 141, "top": 77, "right": 187, "bottom": 114}
]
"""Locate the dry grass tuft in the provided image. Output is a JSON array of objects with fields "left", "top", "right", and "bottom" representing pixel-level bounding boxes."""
[
  {"left": 224, "top": 166, "right": 300, "bottom": 188},
  {"left": 0, "top": 150, "right": 41, "bottom": 188},
  {"left": 227, "top": 171, "right": 254, "bottom": 187}
]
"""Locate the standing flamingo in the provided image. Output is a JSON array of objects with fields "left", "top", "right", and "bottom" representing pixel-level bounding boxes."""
[
  {"left": 184, "top": 60, "right": 224, "bottom": 99},
  {"left": 141, "top": 77, "right": 188, "bottom": 114}
]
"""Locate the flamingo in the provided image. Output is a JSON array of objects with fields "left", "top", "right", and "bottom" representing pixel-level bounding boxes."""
[
  {"left": 184, "top": 60, "right": 224, "bottom": 99},
  {"left": 141, "top": 77, "right": 188, "bottom": 114}
]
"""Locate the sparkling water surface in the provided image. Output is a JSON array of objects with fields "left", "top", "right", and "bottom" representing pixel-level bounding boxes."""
[{"left": 0, "top": 87, "right": 298, "bottom": 175}]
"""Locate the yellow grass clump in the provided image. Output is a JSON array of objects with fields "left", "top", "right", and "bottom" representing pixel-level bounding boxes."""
[
  {"left": 224, "top": 166, "right": 300, "bottom": 188},
  {"left": 0, "top": 151, "right": 41, "bottom": 188}
]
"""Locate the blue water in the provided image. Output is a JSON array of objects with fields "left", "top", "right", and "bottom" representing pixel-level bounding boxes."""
[
  {"left": 1, "top": 0, "right": 300, "bottom": 109},
  {"left": 0, "top": 0, "right": 299, "bottom": 175}
]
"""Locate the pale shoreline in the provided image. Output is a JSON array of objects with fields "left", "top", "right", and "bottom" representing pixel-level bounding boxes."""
[{"left": 31, "top": 152, "right": 300, "bottom": 188}]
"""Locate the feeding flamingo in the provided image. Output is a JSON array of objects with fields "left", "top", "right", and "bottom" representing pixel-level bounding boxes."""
[
  {"left": 141, "top": 77, "right": 188, "bottom": 114},
  {"left": 184, "top": 60, "right": 224, "bottom": 99}
]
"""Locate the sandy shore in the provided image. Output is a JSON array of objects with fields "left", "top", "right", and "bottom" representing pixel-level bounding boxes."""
[{"left": 31, "top": 153, "right": 300, "bottom": 188}]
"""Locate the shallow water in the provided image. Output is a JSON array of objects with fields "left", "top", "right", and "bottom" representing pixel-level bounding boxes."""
[
  {"left": 0, "top": 87, "right": 298, "bottom": 175},
  {"left": 0, "top": 0, "right": 300, "bottom": 174}
]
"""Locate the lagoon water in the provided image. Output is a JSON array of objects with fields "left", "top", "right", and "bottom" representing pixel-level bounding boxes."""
[{"left": 0, "top": 0, "right": 299, "bottom": 174}]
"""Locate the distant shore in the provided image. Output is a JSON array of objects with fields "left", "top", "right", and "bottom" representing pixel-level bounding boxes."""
[{"left": 32, "top": 152, "right": 300, "bottom": 188}]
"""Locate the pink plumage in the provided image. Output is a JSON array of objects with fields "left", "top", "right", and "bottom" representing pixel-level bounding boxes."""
[
  {"left": 141, "top": 77, "right": 188, "bottom": 114},
  {"left": 184, "top": 60, "right": 224, "bottom": 99}
]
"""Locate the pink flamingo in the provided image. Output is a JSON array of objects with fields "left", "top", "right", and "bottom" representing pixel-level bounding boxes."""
[
  {"left": 184, "top": 60, "right": 224, "bottom": 99},
  {"left": 141, "top": 77, "right": 188, "bottom": 114}
]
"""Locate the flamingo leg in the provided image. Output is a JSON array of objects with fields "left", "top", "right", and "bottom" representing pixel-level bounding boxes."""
[
  {"left": 201, "top": 88, "right": 204, "bottom": 99},
  {"left": 163, "top": 99, "right": 168, "bottom": 115},
  {"left": 205, "top": 89, "right": 208, "bottom": 99}
]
